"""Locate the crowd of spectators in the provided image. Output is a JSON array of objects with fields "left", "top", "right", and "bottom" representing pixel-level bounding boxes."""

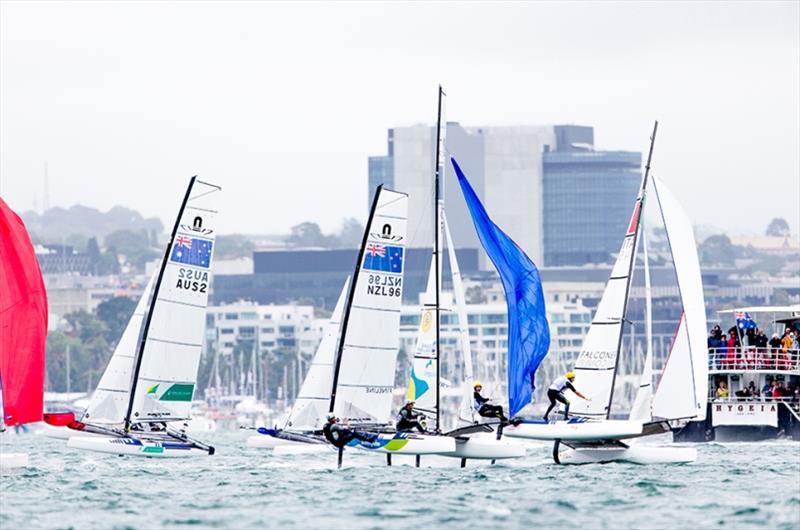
[
  {"left": 707, "top": 324, "right": 799, "bottom": 370},
  {"left": 713, "top": 378, "right": 800, "bottom": 403}
]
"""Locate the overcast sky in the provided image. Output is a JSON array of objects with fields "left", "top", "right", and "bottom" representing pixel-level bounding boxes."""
[{"left": 1, "top": 1, "right": 798, "bottom": 238}]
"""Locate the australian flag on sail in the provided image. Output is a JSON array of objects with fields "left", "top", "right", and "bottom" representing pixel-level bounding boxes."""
[
  {"left": 363, "top": 243, "right": 404, "bottom": 274},
  {"left": 452, "top": 158, "right": 550, "bottom": 418},
  {"left": 170, "top": 235, "right": 213, "bottom": 269},
  {"left": 735, "top": 311, "right": 757, "bottom": 330}
]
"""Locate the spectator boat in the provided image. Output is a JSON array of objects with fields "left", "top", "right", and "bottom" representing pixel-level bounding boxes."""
[
  {"left": 0, "top": 198, "right": 48, "bottom": 470},
  {"left": 673, "top": 305, "right": 800, "bottom": 442},
  {"left": 48, "top": 177, "right": 222, "bottom": 457}
]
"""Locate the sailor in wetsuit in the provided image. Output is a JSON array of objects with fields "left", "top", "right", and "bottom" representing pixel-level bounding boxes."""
[
  {"left": 543, "top": 371, "right": 590, "bottom": 421},
  {"left": 473, "top": 382, "right": 510, "bottom": 422},
  {"left": 322, "top": 414, "right": 375, "bottom": 448},
  {"left": 395, "top": 401, "right": 426, "bottom": 433}
]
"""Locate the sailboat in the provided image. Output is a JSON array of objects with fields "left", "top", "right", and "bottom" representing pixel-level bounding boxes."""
[
  {"left": 52, "top": 176, "right": 222, "bottom": 457},
  {"left": 393, "top": 86, "right": 525, "bottom": 465},
  {"left": 325, "top": 185, "right": 455, "bottom": 465},
  {"left": 41, "top": 272, "right": 157, "bottom": 440},
  {"left": 245, "top": 277, "right": 350, "bottom": 452},
  {"left": 0, "top": 198, "right": 48, "bottom": 469},
  {"left": 503, "top": 122, "right": 708, "bottom": 464}
]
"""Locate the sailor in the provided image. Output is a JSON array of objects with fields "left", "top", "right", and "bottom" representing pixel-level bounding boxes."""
[
  {"left": 322, "top": 414, "right": 375, "bottom": 448},
  {"left": 395, "top": 401, "right": 426, "bottom": 433},
  {"left": 543, "top": 371, "right": 590, "bottom": 422},
  {"left": 472, "top": 382, "right": 509, "bottom": 422}
]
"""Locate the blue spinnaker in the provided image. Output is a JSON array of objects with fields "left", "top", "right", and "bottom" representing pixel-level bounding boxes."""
[{"left": 452, "top": 158, "right": 550, "bottom": 417}]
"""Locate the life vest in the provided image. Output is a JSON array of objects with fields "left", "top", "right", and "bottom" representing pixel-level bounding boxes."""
[{"left": 549, "top": 375, "right": 570, "bottom": 392}]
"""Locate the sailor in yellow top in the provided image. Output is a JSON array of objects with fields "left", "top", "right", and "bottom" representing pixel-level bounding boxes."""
[{"left": 543, "top": 372, "right": 590, "bottom": 422}]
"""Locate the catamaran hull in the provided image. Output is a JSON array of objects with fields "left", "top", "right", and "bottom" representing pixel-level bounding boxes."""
[
  {"left": 246, "top": 435, "right": 299, "bottom": 449},
  {"left": 443, "top": 436, "right": 527, "bottom": 460},
  {"left": 556, "top": 444, "right": 697, "bottom": 465},
  {"left": 0, "top": 452, "right": 29, "bottom": 469},
  {"left": 350, "top": 433, "right": 456, "bottom": 455},
  {"left": 38, "top": 424, "right": 106, "bottom": 440},
  {"left": 273, "top": 443, "right": 333, "bottom": 455},
  {"left": 67, "top": 436, "right": 213, "bottom": 458},
  {"left": 504, "top": 419, "right": 644, "bottom": 441}
]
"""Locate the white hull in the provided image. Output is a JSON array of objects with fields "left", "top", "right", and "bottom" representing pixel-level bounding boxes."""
[
  {"left": 273, "top": 443, "right": 333, "bottom": 456},
  {"left": 246, "top": 434, "right": 298, "bottom": 449},
  {"left": 0, "top": 452, "right": 29, "bottom": 469},
  {"left": 504, "top": 419, "right": 644, "bottom": 441},
  {"left": 350, "top": 433, "right": 456, "bottom": 455},
  {"left": 442, "top": 435, "right": 527, "bottom": 460},
  {"left": 557, "top": 444, "right": 697, "bottom": 465},
  {"left": 37, "top": 424, "right": 105, "bottom": 440},
  {"left": 67, "top": 435, "right": 212, "bottom": 458}
]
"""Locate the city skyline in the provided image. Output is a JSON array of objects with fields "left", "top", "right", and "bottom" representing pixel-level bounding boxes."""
[{"left": 2, "top": 2, "right": 798, "bottom": 238}]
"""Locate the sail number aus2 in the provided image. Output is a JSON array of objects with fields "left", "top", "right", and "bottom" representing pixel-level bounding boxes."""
[{"left": 176, "top": 268, "right": 208, "bottom": 293}]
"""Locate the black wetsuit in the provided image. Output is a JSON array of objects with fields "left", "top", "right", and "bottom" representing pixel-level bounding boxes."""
[
  {"left": 473, "top": 391, "right": 508, "bottom": 422},
  {"left": 395, "top": 408, "right": 425, "bottom": 433},
  {"left": 322, "top": 422, "right": 373, "bottom": 448},
  {"left": 544, "top": 377, "right": 576, "bottom": 421}
]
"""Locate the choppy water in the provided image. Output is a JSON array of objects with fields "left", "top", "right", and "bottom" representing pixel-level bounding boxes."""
[{"left": 1, "top": 432, "right": 799, "bottom": 530}]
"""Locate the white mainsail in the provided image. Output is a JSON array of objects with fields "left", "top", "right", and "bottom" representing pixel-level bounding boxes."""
[
  {"left": 285, "top": 277, "right": 350, "bottom": 431},
  {"left": 629, "top": 226, "right": 654, "bottom": 422},
  {"left": 651, "top": 175, "right": 708, "bottom": 421},
  {"left": 571, "top": 193, "right": 644, "bottom": 418},
  {"left": 127, "top": 178, "right": 221, "bottom": 425},
  {"left": 443, "top": 211, "right": 477, "bottom": 422},
  {"left": 82, "top": 272, "right": 156, "bottom": 425},
  {"left": 331, "top": 187, "right": 408, "bottom": 424}
]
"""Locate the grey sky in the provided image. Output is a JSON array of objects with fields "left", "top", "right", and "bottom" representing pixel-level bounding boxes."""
[{"left": 1, "top": 1, "right": 798, "bottom": 238}]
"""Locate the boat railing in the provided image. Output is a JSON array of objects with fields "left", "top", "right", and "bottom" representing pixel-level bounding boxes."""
[{"left": 707, "top": 347, "right": 800, "bottom": 373}]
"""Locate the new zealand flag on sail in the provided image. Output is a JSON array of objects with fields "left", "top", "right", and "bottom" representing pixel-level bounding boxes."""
[
  {"left": 363, "top": 244, "right": 404, "bottom": 274},
  {"left": 170, "top": 235, "right": 213, "bottom": 268}
]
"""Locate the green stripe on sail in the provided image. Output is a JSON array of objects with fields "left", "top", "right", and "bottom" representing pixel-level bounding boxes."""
[{"left": 159, "top": 383, "right": 195, "bottom": 402}]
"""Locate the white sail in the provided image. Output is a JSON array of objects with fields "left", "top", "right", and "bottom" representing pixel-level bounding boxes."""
[
  {"left": 128, "top": 179, "right": 221, "bottom": 424},
  {"left": 571, "top": 195, "right": 643, "bottom": 418},
  {"left": 331, "top": 187, "right": 408, "bottom": 424},
  {"left": 629, "top": 227, "right": 653, "bottom": 421},
  {"left": 82, "top": 272, "right": 156, "bottom": 425},
  {"left": 443, "top": 211, "right": 476, "bottom": 422},
  {"left": 651, "top": 175, "right": 708, "bottom": 421},
  {"left": 285, "top": 277, "right": 350, "bottom": 431}
]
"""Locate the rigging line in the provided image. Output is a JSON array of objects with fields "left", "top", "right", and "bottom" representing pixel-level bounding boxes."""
[{"left": 194, "top": 179, "right": 222, "bottom": 190}]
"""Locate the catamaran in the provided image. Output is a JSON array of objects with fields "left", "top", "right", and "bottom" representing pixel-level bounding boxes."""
[
  {"left": 0, "top": 198, "right": 48, "bottom": 470},
  {"left": 503, "top": 122, "right": 709, "bottom": 464},
  {"left": 47, "top": 176, "right": 222, "bottom": 457},
  {"left": 392, "top": 86, "right": 525, "bottom": 466},
  {"left": 244, "top": 277, "right": 350, "bottom": 453}
]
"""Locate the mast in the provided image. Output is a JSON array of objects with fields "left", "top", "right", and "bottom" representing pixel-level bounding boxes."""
[
  {"left": 328, "top": 185, "right": 383, "bottom": 413},
  {"left": 606, "top": 121, "right": 658, "bottom": 418},
  {"left": 124, "top": 176, "right": 197, "bottom": 429},
  {"left": 432, "top": 85, "right": 445, "bottom": 430}
]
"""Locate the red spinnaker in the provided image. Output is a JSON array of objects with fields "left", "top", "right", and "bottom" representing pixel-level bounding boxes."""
[{"left": 0, "top": 198, "right": 47, "bottom": 426}]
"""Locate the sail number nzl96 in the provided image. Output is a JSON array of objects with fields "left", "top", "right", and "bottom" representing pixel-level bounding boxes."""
[{"left": 366, "top": 274, "right": 401, "bottom": 297}]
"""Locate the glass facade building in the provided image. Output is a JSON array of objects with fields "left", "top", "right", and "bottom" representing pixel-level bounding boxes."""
[{"left": 543, "top": 126, "right": 642, "bottom": 266}]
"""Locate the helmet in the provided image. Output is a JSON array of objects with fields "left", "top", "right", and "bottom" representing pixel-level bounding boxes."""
[
  {"left": 405, "top": 400, "right": 415, "bottom": 406},
  {"left": 473, "top": 382, "right": 483, "bottom": 389},
  {"left": 566, "top": 371, "right": 576, "bottom": 381},
  {"left": 325, "top": 413, "right": 337, "bottom": 422}
]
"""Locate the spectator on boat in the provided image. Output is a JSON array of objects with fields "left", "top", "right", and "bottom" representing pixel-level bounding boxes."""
[
  {"left": 708, "top": 330, "right": 722, "bottom": 367},
  {"left": 724, "top": 330, "right": 739, "bottom": 368},
  {"left": 772, "top": 381, "right": 786, "bottom": 399},
  {"left": 322, "top": 414, "right": 375, "bottom": 448},
  {"left": 543, "top": 372, "right": 591, "bottom": 422},
  {"left": 395, "top": 401, "right": 426, "bottom": 433},
  {"left": 747, "top": 381, "right": 759, "bottom": 399},
  {"left": 472, "top": 383, "right": 510, "bottom": 423},
  {"left": 769, "top": 333, "right": 782, "bottom": 369},
  {"left": 711, "top": 324, "right": 723, "bottom": 340},
  {"left": 762, "top": 379, "right": 774, "bottom": 400},
  {"left": 753, "top": 329, "right": 769, "bottom": 368},
  {"left": 715, "top": 381, "right": 729, "bottom": 400}
]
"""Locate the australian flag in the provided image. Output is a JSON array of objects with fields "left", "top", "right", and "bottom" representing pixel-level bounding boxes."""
[
  {"left": 735, "top": 311, "right": 757, "bottom": 330},
  {"left": 363, "top": 243, "right": 403, "bottom": 273},
  {"left": 170, "top": 235, "right": 213, "bottom": 268}
]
